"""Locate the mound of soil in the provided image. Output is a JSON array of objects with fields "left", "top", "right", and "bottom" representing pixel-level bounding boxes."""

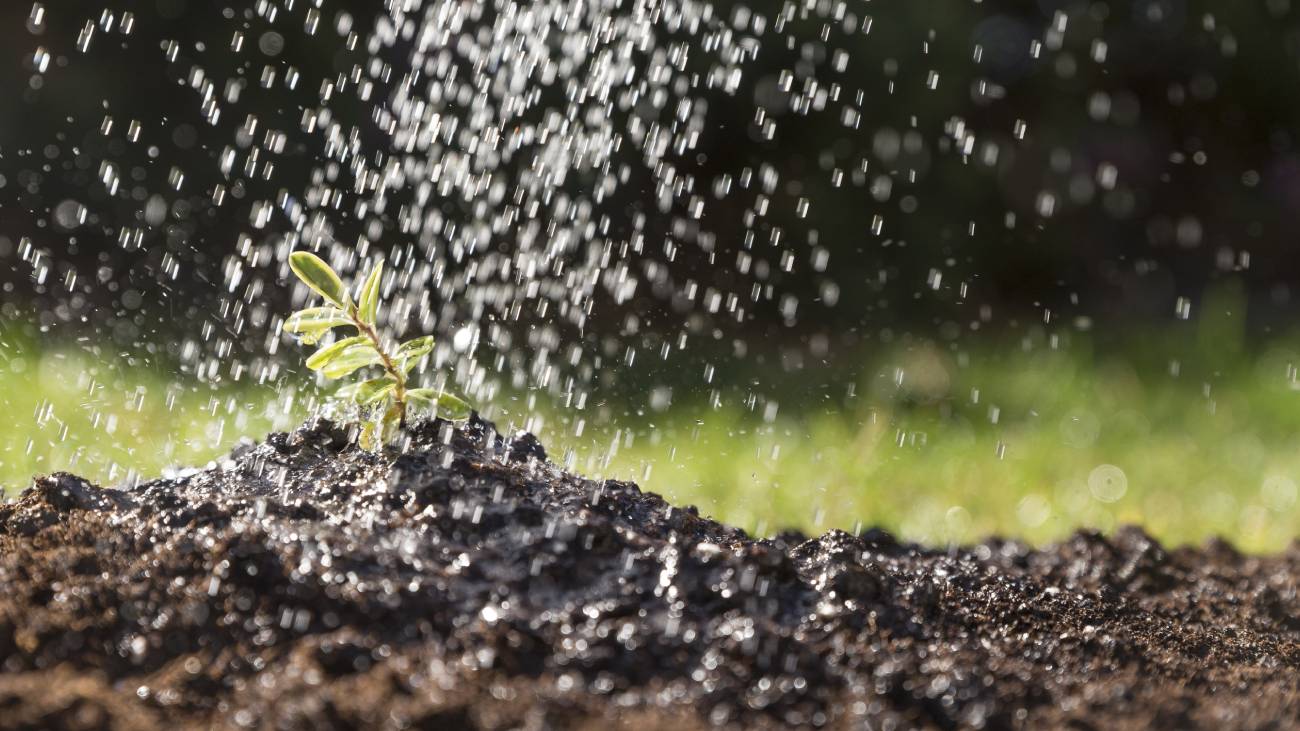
[{"left": 2, "top": 416, "right": 1299, "bottom": 730}]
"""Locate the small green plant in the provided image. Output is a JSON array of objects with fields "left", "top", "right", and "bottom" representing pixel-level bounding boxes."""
[{"left": 284, "top": 250, "right": 471, "bottom": 449}]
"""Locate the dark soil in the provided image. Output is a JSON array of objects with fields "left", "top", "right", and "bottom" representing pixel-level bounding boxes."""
[{"left": 2, "top": 416, "right": 1299, "bottom": 730}]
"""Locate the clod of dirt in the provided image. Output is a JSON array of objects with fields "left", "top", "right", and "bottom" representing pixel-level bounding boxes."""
[{"left": 2, "top": 416, "right": 1299, "bottom": 730}]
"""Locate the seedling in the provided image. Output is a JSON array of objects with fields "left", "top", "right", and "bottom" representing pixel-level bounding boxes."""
[{"left": 284, "top": 250, "right": 471, "bottom": 449}]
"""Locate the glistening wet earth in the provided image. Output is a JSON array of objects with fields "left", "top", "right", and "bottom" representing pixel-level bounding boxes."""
[{"left": 2, "top": 417, "right": 1298, "bottom": 730}]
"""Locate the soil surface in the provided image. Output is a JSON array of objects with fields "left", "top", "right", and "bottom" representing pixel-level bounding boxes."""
[{"left": 2, "top": 416, "right": 1299, "bottom": 730}]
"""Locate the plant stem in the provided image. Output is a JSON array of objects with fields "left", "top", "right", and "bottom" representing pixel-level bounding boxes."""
[{"left": 350, "top": 311, "right": 407, "bottom": 426}]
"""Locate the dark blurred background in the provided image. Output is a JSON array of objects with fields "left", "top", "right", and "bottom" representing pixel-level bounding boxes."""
[{"left": 3, "top": 0, "right": 1299, "bottom": 353}]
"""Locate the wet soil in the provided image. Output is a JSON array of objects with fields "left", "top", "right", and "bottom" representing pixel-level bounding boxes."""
[{"left": 2, "top": 416, "right": 1299, "bottom": 730}]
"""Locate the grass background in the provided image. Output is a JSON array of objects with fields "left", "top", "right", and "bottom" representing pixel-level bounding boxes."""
[{"left": 5, "top": 319, "right": 1300, "bottom": 553}]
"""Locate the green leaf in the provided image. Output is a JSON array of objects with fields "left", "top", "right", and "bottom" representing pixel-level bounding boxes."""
[
  {"left": 319, "top": 343, "right": 384, "bottom": 379},
  {"left": 356, "top": 403, "right": 404, "bottom": 450},
  {"left": 334, "top": 381, "right": 362, "bottom": 400},
  {"left": 284, "top": 307, "right": 352, "bottom": 344},
  {"left": 382, "top": 402, "right": 403, "bottom": 434},
  {"left": 300, "top": 329, "right": 328, "bottom": 347},
  {"left": 358, "top": 421, "right": 378, "bottom": 451},
  {"left": 395, "top": 336, "right": 435, "bottom": 371},
  {"left": 353, "top": 376, "right": 397, "bottom": 405},
  {"left": 407, "top": 388, "right": 472, "bottom": 419},
  {"left": 337, "top": 378, "right": 386, "bottom": 403},
  {"left": 305, "top": 335, "right": 368, "bottom": 371},
  {"left": 289, "top": 251, "right": 348, "bottom": 307},
  {"left": 357, "top": 262, "right": 383, "bottom": 327}
]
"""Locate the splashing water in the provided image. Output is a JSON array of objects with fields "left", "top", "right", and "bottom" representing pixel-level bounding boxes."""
[{"left": 5, "top": 1, "right": 1030, "bottom": 402}]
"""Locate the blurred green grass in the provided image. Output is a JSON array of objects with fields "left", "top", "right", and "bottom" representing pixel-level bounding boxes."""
[
  {"left": 565, "top": 343, "right": 1300, "bottom": 554},
  {"left": 4, "top": 330, "right": 1300, "bottom": 553}
]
